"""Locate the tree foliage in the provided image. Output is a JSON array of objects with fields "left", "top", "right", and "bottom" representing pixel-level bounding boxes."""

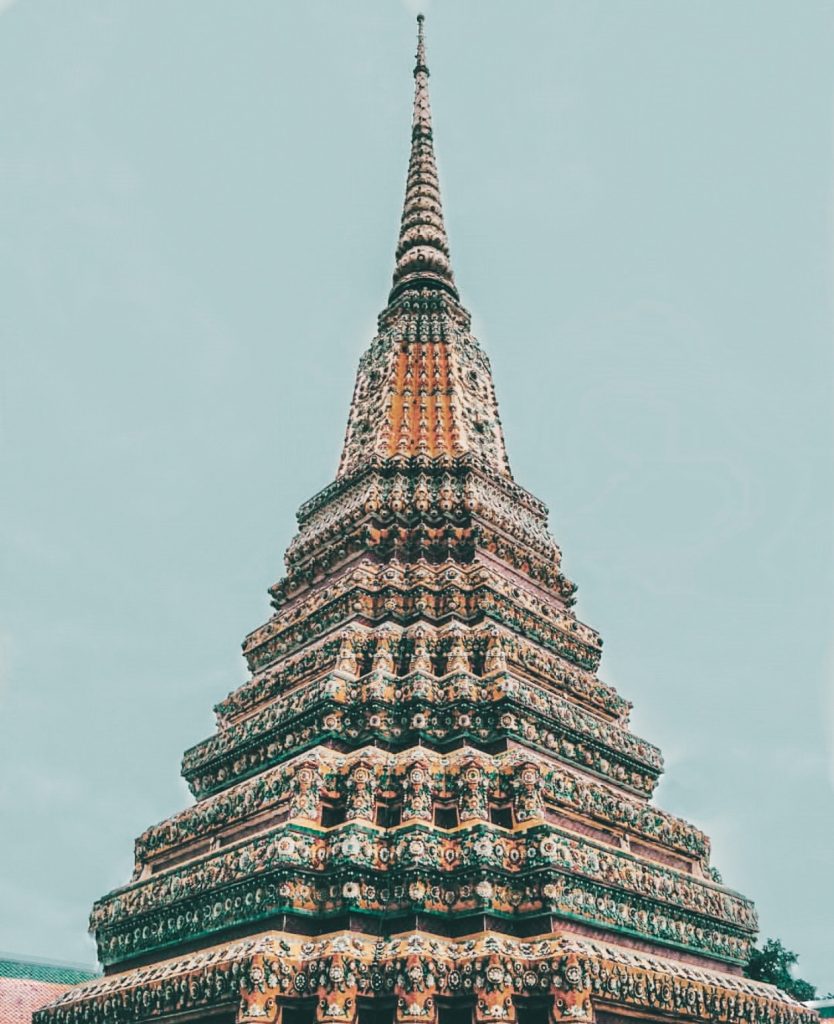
[{"left": 745, "top": 938, "right": 817, "bottom": 1002}]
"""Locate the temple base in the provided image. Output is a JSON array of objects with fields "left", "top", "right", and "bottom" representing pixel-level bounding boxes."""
[{"left": 34, "top": 929, "right": 813, "bottom": 1024}]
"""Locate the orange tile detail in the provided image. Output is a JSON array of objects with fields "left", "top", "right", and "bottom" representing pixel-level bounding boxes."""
[{"left": 386, "top": 342, "right": 456, "bottom": 458}]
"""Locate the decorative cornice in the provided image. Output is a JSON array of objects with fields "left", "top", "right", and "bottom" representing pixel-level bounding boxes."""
[
  {"left": 137, "top": 744, "right": 705, "bottom": 870},
  {"left": 182, "top": 668, "right": 661, "bottom": 801},
  {"left": 35, "top": 930, "right": 816, "bottom": 1024},
  {"left": 217, "top": 625, "right": 625, "bottom": 725},
  {"left": 92, "top": 819, "right": 754, "bottom": 966}
]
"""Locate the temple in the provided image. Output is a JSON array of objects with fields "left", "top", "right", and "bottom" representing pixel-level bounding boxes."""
[{"left": 37, "top": 18, "right": 816, "bottom": 1024}]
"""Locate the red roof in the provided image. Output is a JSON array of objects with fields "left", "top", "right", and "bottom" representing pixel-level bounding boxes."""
[
  {"left": 0, "top": 977, "right": 76, "bottom": 1024},
  {"left": 0, "top": 957, "right": 98, "bottom": 1024}
]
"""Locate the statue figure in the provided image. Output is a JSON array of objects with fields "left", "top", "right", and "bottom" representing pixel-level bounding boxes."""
[
  {"left": 288, "top": 760, "right": 323, "bottom": 821},
  {"left": 414, "top": 477, "right": 432, "bottom": 513},
  {"left": 409, "top": 628, "right": 433, "bottom": 675},
  {"left": 483, "top": 630, "right": 508, "bottom": 674},
  {"left": 445, "top": 629, "right": 470, "bottom": 674},
  {"left": 345, "top": 762, "right": 377, "bottom": 821},
  {"left": 335, "top": 632, "right": 359, "bottom": 679},
  {"left": 363, "top": 482, "right": 382, "bottom": 514},
  {"left": 456, "top": 759, "right": 490, "bottom": 822},
  {"left": 511, "top": 761, "right": 543, "bottom": 822},
  {"left": 371, "top": 631, "right": 396, "bottom": 674},
  {"left": 401, "top": 759, "right": 434, "bottom": 822}
]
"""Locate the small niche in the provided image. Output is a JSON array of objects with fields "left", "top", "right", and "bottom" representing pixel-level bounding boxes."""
[
  {"left": 358, "top": 1004, "right": 395, "bottom": 1024},
  {"left": 283, "top": 1004, "right": 316, "bottom": 1024},
  {"left": 489, "top": 805, "right": 514, "bottom": 830},
  {"left": 376, "top": 803, "right": 402, "bottom": 828},
  {"left": 439, "top": 1005, "right": 474, "bottom": 1024},
  {"left": 321, "top": 802, "right": 346, "bottom": 828},
  {"left": 434, "top": 805, "right": 459, "bottom": 829}
]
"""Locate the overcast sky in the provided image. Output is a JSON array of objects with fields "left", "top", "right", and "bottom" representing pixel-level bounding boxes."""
[{"left": 1, "top": 0, "right": 832, "bottom": 993}]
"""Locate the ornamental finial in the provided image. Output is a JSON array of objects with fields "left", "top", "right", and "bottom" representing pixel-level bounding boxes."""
[
  {"left": 389, "top": 14, "right": 459, "bottom": 303},
  {"left": 415, "top": 14, "right": 427, "bottom": 75}
]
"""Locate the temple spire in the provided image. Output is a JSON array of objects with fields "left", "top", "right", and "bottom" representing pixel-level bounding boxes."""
[{"left": 389, "top": 14, "right": 459, "bottom": 303}]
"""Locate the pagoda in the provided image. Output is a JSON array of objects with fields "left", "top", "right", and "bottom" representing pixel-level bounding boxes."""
[{"left": 38, "top": 18, "right": 816, "bottom": 1024}]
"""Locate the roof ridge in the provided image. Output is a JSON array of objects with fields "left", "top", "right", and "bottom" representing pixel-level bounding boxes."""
[{"left": 0, "top": 954, "right": 99, "bottom": 984}]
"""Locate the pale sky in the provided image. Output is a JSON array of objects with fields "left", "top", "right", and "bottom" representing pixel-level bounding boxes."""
[{"left": 1, "top": 0, "right": 832, "bottom": 992}]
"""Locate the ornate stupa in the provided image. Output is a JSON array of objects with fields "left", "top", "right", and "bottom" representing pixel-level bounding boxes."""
[{"left": 38, "top": 18, "right": 815, "bottom": 1024}]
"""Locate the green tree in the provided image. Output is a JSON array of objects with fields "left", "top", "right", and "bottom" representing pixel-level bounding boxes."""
[{"left": 745, "top": 938, "right": 817, "bottom": 1002}]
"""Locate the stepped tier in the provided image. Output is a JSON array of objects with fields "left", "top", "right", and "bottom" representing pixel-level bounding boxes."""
[
  {"left": 216, "top": 624, "right": 629, "bottom": 725},
  {"left": 95, "top": 737, "right": 751, "bottom": 967},
  {"left": 37, "top": 931, "right": 815, "bottom": 1024},
  {"left": 244, "top": 560, "right": 599, "bottom": 677},
  {"left": 182, "top": 660, "right": 661, "bottom": 801},
  {"left": 36, "top": 16, "right": 808, "bottom": 1024},
  {"left": 93, "top": 814, "right": 753, "bottom": 967},
  {"left": 138, "top": 748, "right": 707, "bottom": 870},
  {"left": 276, "top": 454, "right": 576, "bottom": 608}
]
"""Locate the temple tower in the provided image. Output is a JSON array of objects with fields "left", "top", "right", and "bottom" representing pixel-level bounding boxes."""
[{"left": 38, "top": 18, "right": 815, "bottom": 1024}]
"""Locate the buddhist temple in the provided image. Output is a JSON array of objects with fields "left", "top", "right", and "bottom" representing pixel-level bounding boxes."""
[{"left": 36, "top": 17, "right": 817, "bottom": 1024}]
